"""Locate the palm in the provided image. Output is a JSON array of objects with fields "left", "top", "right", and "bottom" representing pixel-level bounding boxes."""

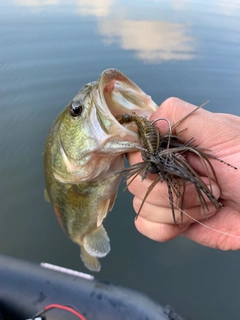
[
  {"left": 127, "top": 98, "right": 240, "bottom": 250},
  {"left": 182, "top": 205, "right": 240, "bottom": 250}
]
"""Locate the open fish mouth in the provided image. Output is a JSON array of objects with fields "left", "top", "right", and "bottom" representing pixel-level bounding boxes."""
[{"left": 94, "top": 68, "right": 158, "bottom": 138}]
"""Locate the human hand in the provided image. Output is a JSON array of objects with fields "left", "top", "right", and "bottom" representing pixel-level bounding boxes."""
[{"left": 127, "top": 97, "right": 240, "bottom": 250}]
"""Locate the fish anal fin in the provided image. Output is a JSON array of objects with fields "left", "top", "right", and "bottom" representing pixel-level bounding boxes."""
[
  {"left": 83, "top": 225, "right": 110, "bottom": 258},
  {"left": 80, "top": 246, "right": 101, "bottom": 272}
]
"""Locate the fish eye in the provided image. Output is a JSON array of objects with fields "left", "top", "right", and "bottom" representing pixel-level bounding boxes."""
[{"left": 69, "top": 100, "right": 83, "bottom": 117}]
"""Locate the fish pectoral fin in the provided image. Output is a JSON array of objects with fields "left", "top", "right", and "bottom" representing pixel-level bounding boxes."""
[
  {"left": 83, "top": 225, "right": 110, "bottom": 258},
  {"left": 80, "top": 246, "right": 101, "bottom": 272},
  {"left": 109, "top": 192, "right": 118, "bottom": 212},
  {"left": 97, "top": 194, "right": 117, "bottom": 227},
  {"left": 97, "top": 199, "right": 110, "bottom": 228},
  {"left": 44, "top": 188, "right": 50, "bottom": 202}
]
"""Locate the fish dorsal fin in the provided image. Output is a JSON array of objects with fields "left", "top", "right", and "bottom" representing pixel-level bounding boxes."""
[
  {"left": 44, "top": 188, "right": 50, "bottom": 202},
  {"left": 80, "top": 246, "right": 101, "bottom": 272},
  {"left": 97, "top": 193, "right": 117, "bottom": 227},
  {"left": 83, "top": 225, "right": 110, "bottom": 258}
]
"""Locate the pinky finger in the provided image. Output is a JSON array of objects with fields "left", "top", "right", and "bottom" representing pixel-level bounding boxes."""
[{"left": 134, "top": 215, "right": 189, "bottom": 242}]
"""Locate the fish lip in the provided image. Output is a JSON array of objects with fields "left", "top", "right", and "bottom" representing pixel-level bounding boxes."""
[{"left": 94, "top": 68, "right": 158, "bottom": 138}]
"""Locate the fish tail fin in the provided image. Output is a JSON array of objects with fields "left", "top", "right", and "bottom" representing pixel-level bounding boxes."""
[
  {"left": 83, "top": 225, "right": 110, "bottom": 258},
  {"left": 80, "top": 246, "right": 101, "bottom": 272}
]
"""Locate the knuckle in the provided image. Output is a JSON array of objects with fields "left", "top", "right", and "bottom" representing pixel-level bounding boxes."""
[
  {"left": 160, "top": 97, "right": 181, "bottom": 109},
  {"left": 132, "top": 196, "right": 142, "bottom": 213}
]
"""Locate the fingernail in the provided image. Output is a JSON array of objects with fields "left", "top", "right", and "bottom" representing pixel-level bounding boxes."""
[
  {"left": 198, "top": 184, "right": 221, "bottom": 204},
  {"left": 179, "top": 223, "right": 191, "bottom": 229},
  {"left": 205, "top": 210, "right": 217, "bottom": 218},
  {"left": 201, "top": 203, "right": 218, "bottom": 218},
  {"left": 207, "top": 184, "right": 221, "bottom": 199}
]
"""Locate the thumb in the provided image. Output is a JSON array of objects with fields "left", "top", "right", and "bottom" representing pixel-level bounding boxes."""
[{"left": 150, "top": 97, "right": 215, "bottom": 148}]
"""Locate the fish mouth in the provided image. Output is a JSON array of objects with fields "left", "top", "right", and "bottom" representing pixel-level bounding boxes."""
[{"left": 96, "top": 68, "right": 158, "bottom": 138}]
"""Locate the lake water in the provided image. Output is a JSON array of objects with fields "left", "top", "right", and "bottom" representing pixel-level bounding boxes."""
[{"left": 1, "top": 1, "right": 240, "bottom": 319}]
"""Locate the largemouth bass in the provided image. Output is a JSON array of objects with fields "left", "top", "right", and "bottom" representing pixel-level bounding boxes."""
[{"left": 44, "top": 69, "right": 158, "bottom": 271}]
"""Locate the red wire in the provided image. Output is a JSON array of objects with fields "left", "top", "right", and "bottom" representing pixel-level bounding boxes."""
[{"left": 43, "top": 303, "right": 86, "bottom": 320}]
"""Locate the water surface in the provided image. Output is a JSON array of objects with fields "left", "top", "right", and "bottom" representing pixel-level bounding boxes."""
[{"left": 1, "top": 1, "right": 240, "bottom": 319}]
